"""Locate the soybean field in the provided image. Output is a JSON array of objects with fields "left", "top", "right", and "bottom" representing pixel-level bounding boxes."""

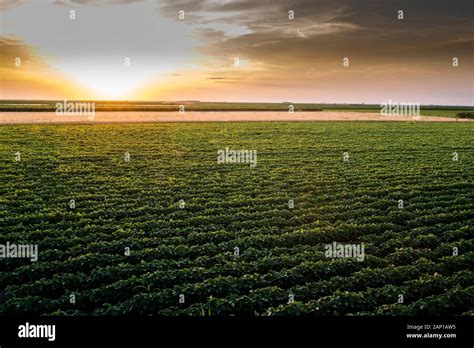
[{"left": 0, "top": 122, "right": 473, "bottom": 316}]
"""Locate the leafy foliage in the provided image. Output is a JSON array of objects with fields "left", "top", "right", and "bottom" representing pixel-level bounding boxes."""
[{"left": 0, "top": 122, "right": 472, "bottom": 315}]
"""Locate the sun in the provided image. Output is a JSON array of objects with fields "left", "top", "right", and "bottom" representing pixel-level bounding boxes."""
[{"left": 69, "top": 68, "right": 147, "bottom": 99}]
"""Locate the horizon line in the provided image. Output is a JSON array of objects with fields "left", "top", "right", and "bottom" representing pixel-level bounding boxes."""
[{"left": 1, "top": 99, "right": 473, "bottom": 108}]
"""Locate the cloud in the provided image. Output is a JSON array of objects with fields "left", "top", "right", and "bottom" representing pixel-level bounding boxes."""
[
  {"left": 1, "top": 0, "right": 473, "bottom": 104},
  {"left": 0, "top": 0, "right": 25, "bottom": 11},
  {"left": 160, "top": 1, "right": 473, "bottom": 78},
  {"left": 54, "top": 0, "right": 142, "bottom": 5},
  {"left": 0, "top": 36, "right": 48, "bottom": 69},
  {"left": 0, "top": 36, "right": 95, "bottom": 99}
]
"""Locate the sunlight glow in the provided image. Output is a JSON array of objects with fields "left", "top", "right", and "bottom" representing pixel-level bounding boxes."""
[{"left": 1, "top": 1, "right": 196, "bottom": 99}]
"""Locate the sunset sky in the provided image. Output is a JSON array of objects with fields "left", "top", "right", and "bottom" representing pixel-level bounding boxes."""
[{"left": 0, "top": 0, "right": 473, "bottom": 105}]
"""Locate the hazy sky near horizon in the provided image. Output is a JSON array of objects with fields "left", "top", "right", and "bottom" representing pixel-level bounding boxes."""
[{"left": 0, "top": 0, "right": 473, "bottom": 105}]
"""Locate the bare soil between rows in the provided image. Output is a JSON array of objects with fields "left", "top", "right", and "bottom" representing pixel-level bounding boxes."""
[{"left": 0, "top": 111, "right": 471, "bottom": 124}]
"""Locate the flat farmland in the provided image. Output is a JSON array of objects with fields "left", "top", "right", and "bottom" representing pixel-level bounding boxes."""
[{"left": 0, "top": 122, "right": 473, "bottom": 315}]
